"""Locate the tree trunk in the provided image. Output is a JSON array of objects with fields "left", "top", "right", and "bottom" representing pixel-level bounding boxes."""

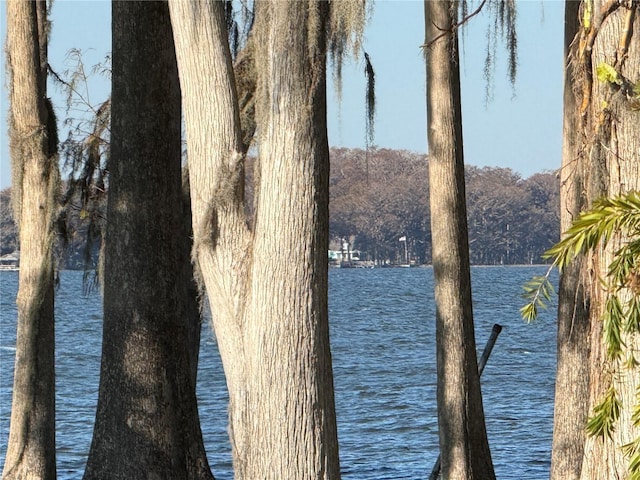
[
  {"left": 83, "top": 3, "right": 212, "bottom": 478},
  {"left": 562, "top": 3, "right": 640, "bottom": 478},
  {"left": 550, "top": 2, "right": 591, "bottom": 479},
  {"left": 3, "top": 1, "right": 57, "bottom": 478},
  {"left": 424, "top": 2, "right": 495, "bottom": 479},
  {"left": 244, "top": 3, "right": 338, "bottom": 477},
  {"left": 169, "top": 1, "right": 341, "bottom": 478},
  {"left": 167, "top": 7, "right": 250, "bottom": 472}
]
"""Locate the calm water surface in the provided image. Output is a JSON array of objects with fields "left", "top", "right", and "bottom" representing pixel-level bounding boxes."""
[{"left": 0, "top": 266, "right": 557, "bottom": 479}]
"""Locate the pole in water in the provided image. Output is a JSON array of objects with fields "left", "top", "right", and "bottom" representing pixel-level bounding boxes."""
[{"left": 428, "top": 323, "right": 503, "bottom": 480}]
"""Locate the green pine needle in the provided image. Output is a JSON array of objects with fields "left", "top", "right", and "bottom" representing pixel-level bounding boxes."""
[
  {"left": 519, "top": 271, "right": 555, "bottom": 323},
  {"left": 586, "top": 386, "right": 620, "bottom": 439},
  {"left": 522, "top": 191, "right": 640, "bottom": 478}
]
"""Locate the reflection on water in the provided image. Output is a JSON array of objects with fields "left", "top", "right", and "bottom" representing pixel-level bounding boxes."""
[{"left": 0, "top": 266, "right": 556, "bottom": 479}]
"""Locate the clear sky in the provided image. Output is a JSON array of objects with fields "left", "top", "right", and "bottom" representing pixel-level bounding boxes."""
[{"left": 0, "top": 0, "right": 564, "bottom": 190}]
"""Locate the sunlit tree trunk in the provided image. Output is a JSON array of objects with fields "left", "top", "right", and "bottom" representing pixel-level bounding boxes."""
[
  {"left": 424, "top": 1, "right": 495, "bottom": 479},
  {"left": 169, "top": 1, "right": 341, "bottom": 478},
  {"left": 574, "top": 4, "right": 640, "bottom": 478},
  {"left": 83, "top": 2, "right": 212, "bottom": 478},
  {"left": 550, "top": 3, "right": 591, "bottom": 479},
  {"left": 245, "top": 3, "right": 338, "bottom": 476},
  {"left": 3, "top": 1, "right": 58, "bottom": 478}
]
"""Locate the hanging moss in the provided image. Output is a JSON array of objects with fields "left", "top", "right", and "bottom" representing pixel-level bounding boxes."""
[
  {"left": 364, "top": 51, "right": 375, "bottom": 148},
  {"left": 328, "top": 0, "right": 371, "bottom": 105}
]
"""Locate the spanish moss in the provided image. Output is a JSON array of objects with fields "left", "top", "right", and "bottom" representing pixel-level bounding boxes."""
[
  {"left": 364, "top": 51, "right": 375, "bottom": 149},
  {"left": 328, "top": 0, "right": 371, "bottom": 105}
]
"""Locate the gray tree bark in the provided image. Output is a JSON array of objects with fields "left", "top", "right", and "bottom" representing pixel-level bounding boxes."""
[
  {"left": 169, "top": 1, "right": 341, "bottom": 478},
  {"left": 424, "top": 2, "right": 495, "bottom": 479},
  {"left": 83, "top": 2, "right": 212, "bottom": 479},
  {"left": 572, "top": 4, "right": 640, "bottom": 478},
  {"left": 550, "top": 2, "right": 591, "bottom": 479},
  {"left": 3, "top": 1, "right": 58, "bottom": 478}
]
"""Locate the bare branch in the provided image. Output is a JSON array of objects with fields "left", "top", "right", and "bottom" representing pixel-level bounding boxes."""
[{"left": 421, "top": 0, "right": 488, "bottom": 50}]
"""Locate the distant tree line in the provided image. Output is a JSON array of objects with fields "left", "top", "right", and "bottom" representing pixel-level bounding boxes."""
[
  {"left": 0, "top": 186, "right": 103, "bottom": 268},
  {"left": 330, "top": 148, "right": 560, "bottom": 265},
  {"left": 0, "top": 147, "right": 558, "bottom": 268},
  {"left": 0, "top": 189, "right": 17, "bottom": 256}
]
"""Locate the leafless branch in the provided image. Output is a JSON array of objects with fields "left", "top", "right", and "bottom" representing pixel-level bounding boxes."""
[{"left": 420, "top": 0, "right": 488, "bottom": 50}]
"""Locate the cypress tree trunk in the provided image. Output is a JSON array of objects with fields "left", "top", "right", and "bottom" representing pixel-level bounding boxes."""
[
  {"left": 83, "top": 3, "right": 212, "bottom": 478},
  {"left": 550, "top": 2, "right": 591, "bottom": 479},
  {"left": 244, "top": 2, "right": 339, "bottom": 477},
  {"left": 3, "top": 1, "right": 58, "bottom": 478},
  {"left": 574, "top": 5, "right": 640, "bottom": 478},
  {"left": 169, "top": 1, "right": 341, "bottom": 477},
  {"left": 424, "top": 2, "right": 495, "bottom": 479}
]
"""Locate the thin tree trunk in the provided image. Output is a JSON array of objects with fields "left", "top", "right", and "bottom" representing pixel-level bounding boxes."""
[
  {"left": 83, "top": 3, "right": 212, "bottom": 478},
  {"left": 167, "top": 5, "right": 250, "bottom": 469},
  {"left": 3, "top": 1, "right": 57, "bottom": 478},
  {"left": 169, "top": 1, "right": 341, "bottom": 478},
  {"left": 550, "top": 2, "right": 591, "bottom": 479},
  {"left": 424, "top": 1, "right": 495, "bottom": 479}
]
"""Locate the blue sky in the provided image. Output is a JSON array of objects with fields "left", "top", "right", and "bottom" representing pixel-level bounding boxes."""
[{"left": 0, "top": 1, "right": 564, "bottom": 190}]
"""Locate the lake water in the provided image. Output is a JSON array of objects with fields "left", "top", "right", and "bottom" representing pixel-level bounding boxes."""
[{"left": 0, "top": 266, "right": 557, "bottom": 479}]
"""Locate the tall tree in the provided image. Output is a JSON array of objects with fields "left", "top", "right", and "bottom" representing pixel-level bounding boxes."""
[
  {"left": 550, "top": 2, "right": 591, "bottom": 479},
  {"left": 82, "top": 2, "right": 212, "bottom": 478},
  {"left": 3, "top": 1, "right": 58, "bottom": 478},
  {"left": 562, "top": 3, "right": 640, "bottom": 478},
  {"left": 424, "top": 2, "right": 495, "bottom": 479},
  {"left": 168, "top": 1, "right": 368, "bottom": 477}
]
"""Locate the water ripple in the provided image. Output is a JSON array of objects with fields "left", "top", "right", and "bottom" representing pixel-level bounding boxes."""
[{"left": 0, "top": 266, "right": 556, "bottom": 479}]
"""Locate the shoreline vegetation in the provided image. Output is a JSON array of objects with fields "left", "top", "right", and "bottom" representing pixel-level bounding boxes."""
[{"left": 0, "top": 147, "right": 559, "bottom": 269}]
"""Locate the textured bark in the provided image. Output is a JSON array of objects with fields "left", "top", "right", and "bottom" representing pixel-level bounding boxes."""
[
  {"left": 3, "top": 1, "right": 57, "bottom": 478},
  {"left": 550, "top": 3, "right": 591, "bottom": 479},
  {"left": 245, "top": 3, "right": 338, "bottom": 477},
  {"left": 424, "top": 2, "right": 495, "bottom": 479},
  {"left": 563, "top": 3, "right": 640, "bottom": 478},
  {"left": 167, "top": 7, "right": 250, "bottom": 466},
  {"left": 83, "top": 3, "right": 212, "bottom": 479},
  {"left": 169, "top": 1, "right": 340, "bottom": 478}
]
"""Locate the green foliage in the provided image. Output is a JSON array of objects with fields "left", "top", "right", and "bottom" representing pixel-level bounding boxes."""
[
  {"left": 624, "top": 391, "right": 640, "bottom": 480},
  {"left": 583, "top": 0, "right": 592, "bottom": 30},
  {"left": 626, "top": 296, "right": 640, "bottom": 334},
  {"left": 603, "top": 295, "right": 624, "bottom": 359},
  {"left": 522, "top": 190, "right": 640, "bottom": 475},
  {"left": 631, "top": 385, "right": 640, "bottom": 427},
  {"left": 543, "top": 192, "right": 640, "bottom": 271},
  {"left": 520, "top": 272, "right": 555, "bottom": 322},
  {"left": 596, "top": 62, "right": 621, "bottom": 85},
  {"left": 625, "top": 442, "right": 640, "bottom": 480},
  {"left": 586, "top": 386, "right": 620, "bottom": 439}
]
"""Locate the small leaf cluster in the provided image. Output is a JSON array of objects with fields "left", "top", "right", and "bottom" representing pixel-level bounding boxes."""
[
  {"left": 521, "top": 191, "right": 640, "bottom": 474},
  {"left": 520, "top": 273, "right": 555, "bottom": 323},
  {"left": 597, "top": 62, "right": 622, "bottom": 86},
  {"left": 586, "top": 385, "right": 620, "bottom": 439}
]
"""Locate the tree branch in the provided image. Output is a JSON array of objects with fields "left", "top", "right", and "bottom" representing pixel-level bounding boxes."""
[{"left": 421, "top": 0, "right": 488, "bottom": 50}]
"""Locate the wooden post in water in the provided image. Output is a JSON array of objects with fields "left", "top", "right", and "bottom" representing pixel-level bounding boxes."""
[{"left": 428, "top": 323, "right": 503, "bottom": 480}]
